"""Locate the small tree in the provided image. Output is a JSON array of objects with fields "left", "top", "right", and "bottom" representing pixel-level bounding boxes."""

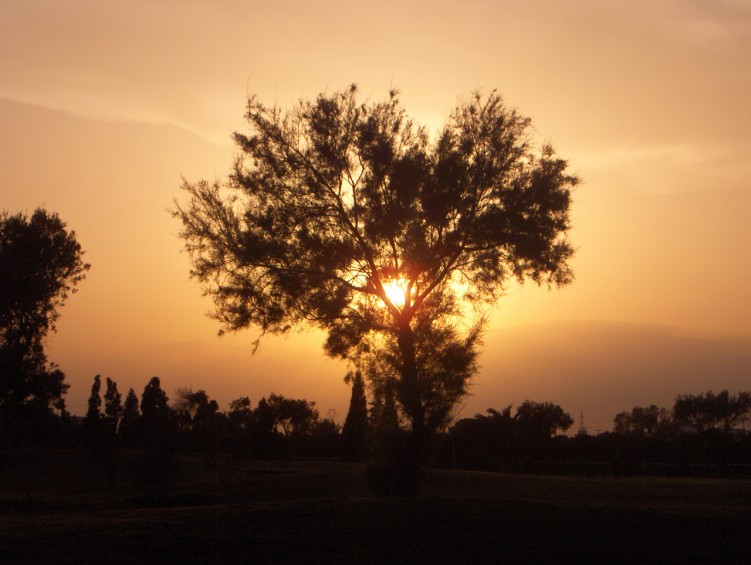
[
  {"left": 84, "top": 375, "right": 103, "bottom": 435},
  {"left": 140, "top": 376, "right": 172, "bottom": 451},
  {"left": 514, "top": 400, "right": 574, "bottom": 439},
  {"left": 141, "top": 377, "right": 170, "bottom": 424},
  {"left": 342, "top": 371, "right": 369, "bottom": 460},
  {"left": 103, "top": 377, "right": 122, "bottom": 432},
  {"left": 513, "top": 400, "right": 573, "bottom": 462},
  {"left": 174, "top": 86, "right": 577, "bottom": 491},
  {"left": 138, "top": 377, "right": 174, "bottom": 499},
  {"left": 119, "top": 388, "right": 140, "bottom": 448}
]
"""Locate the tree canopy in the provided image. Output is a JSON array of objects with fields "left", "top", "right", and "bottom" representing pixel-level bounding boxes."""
[
  {"left": 673, "top": 390, "right": 751, "bottom": 433},
  {"left": 175, "top": 86, "right": 574, "bottom": 344},
  {"left": 0, "top": 208, "right": 89, "bottom": 419},
  {"left": 174, "top": 85, "right": 577, "bottom": 487}
]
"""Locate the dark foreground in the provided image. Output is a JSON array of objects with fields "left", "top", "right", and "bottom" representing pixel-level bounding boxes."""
[{"left": 2, "top": 451, "right": 750, "bottom": 563}]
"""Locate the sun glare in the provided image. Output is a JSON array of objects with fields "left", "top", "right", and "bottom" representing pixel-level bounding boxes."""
[{"left": 383, "top": 278, "right": 407, "bottom": 308}]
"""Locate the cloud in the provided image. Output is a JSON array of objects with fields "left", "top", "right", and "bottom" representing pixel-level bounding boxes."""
[{"left": 577, "top": 143, "right": 751, "bottom": 194}]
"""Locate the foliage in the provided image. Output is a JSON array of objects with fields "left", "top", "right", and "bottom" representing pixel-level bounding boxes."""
[
  {"left": 141, "top": 377, "right": 170, "bottom": 424},
  {"left": 447, "top": 401, "right": 572, "bottom": 470},
  {"left": 84, "top": 375, "right": 102, "bottom": 428},
  {"left": 173, "top": 388, "right": 219, "bottom": 427},
  {"left": 342, "top": 370, "right": 369, "bottom": 460},
  {"left": 0, "top": 208, "right": 88, "bottom": 423},
  {"left": 119, "top": 388, "right": 140, "bottom": 448},
  {"left": 265, "top": 393, "right": 320, "bottom": 437},
  {"left": 514, "top": 400, "right": 574, "bottom": 439},
  {"left": 673, "top": 390, "right": 751, "bottom": 433},
  {"left": 103, "top": 377, "right": 122, "bottom": 430},
  {"left": 174, "top": 86, "right": 577, "bottom": 489},
  {"left": 613, "top": 405, "right": 673, "bottom": 437}
]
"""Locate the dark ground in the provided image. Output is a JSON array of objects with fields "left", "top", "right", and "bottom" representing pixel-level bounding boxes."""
[{"left": 1, "top": 450, "right": 749, "bottom": 563}]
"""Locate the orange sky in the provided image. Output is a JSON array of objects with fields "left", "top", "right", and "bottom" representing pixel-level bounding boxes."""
[{"left": 2, "top": 0, "right": 750, "bottom": 432}]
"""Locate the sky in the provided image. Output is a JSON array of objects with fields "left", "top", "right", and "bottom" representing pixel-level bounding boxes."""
[{"left": 1, "top": 0, "right": 750, "bottom": 432}]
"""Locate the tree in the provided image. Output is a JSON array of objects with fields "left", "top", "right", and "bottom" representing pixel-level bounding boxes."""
[
  {"left": 514, "top": 400, "right": 574, "bottom": 439},
  {"left": 0, "top": 208, "right": 89, "bottom": 423},
  {"left": 119, "top": 387, "right": 140, "bottom": 447},
  {"left": 342, "top": 370, "right": 369, "bottom": 460},
  {"left": 173, "top": 388, "right": 217, "bottom": 428},
  {"left": 228, "top": 396, "right": 252, "bottom": 425},
  {"left": 674, "top": 390, "right": 751, "bottom": 433},
  {"left": 613, "top": 405, "right": 672, "bottom": 437},
  {"left": 265, "top": 393, "right": 320, "bottom": 437},
  {"left": 174, "top": 86, "right": 576, "bottom": 488},
  {"left": 141, "top": 377, "right": 170, "bottom": 425},
  {"left": 103, "top": 377, "right": 122, "bottom": 431},
  {"left": 84, "top": 374, "right": 103, "bottom": 433},
  {"left": 138, "top": 377, "right": 175, "bottom": 498}
]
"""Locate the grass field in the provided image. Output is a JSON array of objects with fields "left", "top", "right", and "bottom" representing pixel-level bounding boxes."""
[{"left": 2, "top": 450, "right": 750, "bottom": 563}]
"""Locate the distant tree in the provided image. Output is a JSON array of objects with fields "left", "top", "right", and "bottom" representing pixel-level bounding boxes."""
[
  {"left": 251, "top": 397, "right": 276, "bottom": 436},
  {"left": 613, "top": 405, "right": 672, "bottom": 436},
  {"left": 266, "top": 393, "right": 320, "bottom": 437},
  {"left": 226, "top": 396, "right": 253, "bottom": 455},
  {"left": 342, "top": 370, "right": 369, "bottom": 460},
  {"left": 82, "top": 374, "right": 107, "bottom": 459},
  {"left": 138, "top": 377, "right": 175, "bottom": 498},
  {"left": 141, "top": 377, "right": 170, "bottom": 424},
  {"left": 674, "top": 390, "right": 751, "bottom": 433},
  {"left": 119, "top": 387, "right": 140, "bottom": 447},
  {"left": 172, "top": 387, "right": 223, "bottom": 452},
  {"left": 173, "top": 388, "right": 219, "bottom": 425},
  {"left": 514, "top": 400, "right": 574, "bottom": 439},
  {"left": 140, "top": 376, "right": 173, "bottom": 450},
  {"left": 103, "top": 377, "right": 122, "bottom": 431},
  {"left": 228, "top": 396, "right": 252, "bottom": 425},
  {"left": 84, "top": 375, "right": 102, "bottom": 428},
  {"left": 0, "top": 208, "right": 88, "bottom": 433},
  {"left": 247, "top": 397, "right": 278, "bottom": 457},
  {"left": 174, "top": 86, "right": 576, "bottom": 492},
  {"left": 447, "top": 406, "right": 515, "bottom": 471}
]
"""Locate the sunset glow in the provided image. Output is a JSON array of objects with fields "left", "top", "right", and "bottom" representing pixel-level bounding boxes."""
[
  {"left": 382, "top": 278, "right": 408, "bottom": 309},
  {"left": 1, "top": 0, "right": 749, "bottom": 434}
]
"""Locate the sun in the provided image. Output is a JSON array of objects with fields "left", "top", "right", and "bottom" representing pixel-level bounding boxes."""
[{"left": 382, "top": 278, "right": 407, "bottom": 308}]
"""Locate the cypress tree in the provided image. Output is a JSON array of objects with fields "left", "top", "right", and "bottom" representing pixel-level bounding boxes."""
[
  {"left": 120, "top": 388, "right": 140, "bottom": 448},
  {"left": 342, "top": 371, "right": 369, "bottom": 460}
]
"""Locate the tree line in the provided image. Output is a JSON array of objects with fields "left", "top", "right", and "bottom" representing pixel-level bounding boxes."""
[
  {"left": 81, "top": 374, "right": 340, "bottom": 460},
  {"left": 64, "top": 371, "right": 751, "bottom": 480},
  {"left": 439, "top": 389, "right": 751, "bottom": 476}
]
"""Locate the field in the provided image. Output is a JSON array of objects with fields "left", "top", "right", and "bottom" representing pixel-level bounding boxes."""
[{"left": 2, "top": 450, "right": 750, "bottom": 563}]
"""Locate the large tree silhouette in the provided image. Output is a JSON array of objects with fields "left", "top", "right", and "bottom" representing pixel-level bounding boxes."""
[
  {"left": 174, "top": 86, "right": 576, "bottom": 490},
  {"left": 0, "top": 209, "right": 89, "bottom": 441}
]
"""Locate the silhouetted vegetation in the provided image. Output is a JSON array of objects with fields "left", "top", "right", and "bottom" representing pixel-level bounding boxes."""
[
  {"left": 0, "top": 208, "right": 89, "bottom": 448},
  {"left": 437, "top": 391, "right": 751, "bottom": 477},
  {"left": 342, "top": 370, "right": 369, "bottom": 461},
  {"left": 174, "top": 85, "right": 578, "bottom": 493},
  {"left": 4, "top": 362, "right": 751, "bottom": 481}
]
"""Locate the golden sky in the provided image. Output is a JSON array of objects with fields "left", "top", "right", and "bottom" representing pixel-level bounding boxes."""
[{"left": 2, "top": 0, "right": 750, "bottom": 431}]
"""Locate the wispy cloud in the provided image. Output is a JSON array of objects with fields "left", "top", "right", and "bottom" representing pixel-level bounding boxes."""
[{"left": 578, "top": 143, "right": 751, "bottom": 194}]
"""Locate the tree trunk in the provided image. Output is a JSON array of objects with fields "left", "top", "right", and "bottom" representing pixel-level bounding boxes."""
[{"left": 395, "top": 319, "right": 432, "bottom": 493}]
